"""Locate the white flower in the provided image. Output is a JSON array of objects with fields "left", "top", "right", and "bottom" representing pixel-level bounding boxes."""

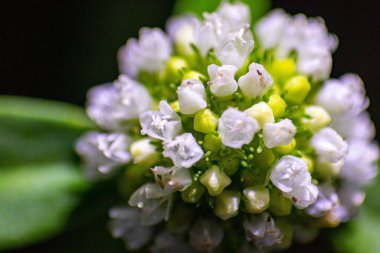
[
  {"left": 270, "top": 155, "right": 311, "bottom": 193},
  {"left": 341, "top": 140, "right": 379, "bottom": 186},
  {"left": 163, "top": 133, "right": 204, "bottom": 168},
  {"left": 218, "top": 108, "right": 260, "bottom": 148},
  {"left": 76, "top": 132, "right": 132, "bottom": 180},
  {"left": 108, "top": 207, "right": 153, "bottom": 250},
  {"left": 118, "top": 27, "right": 171, "bottom": 77},
  {"left": 215, "top": 26, "right": 254, "bottom": 68},
  {"left": 194, "top": 13, "right": 223, "bottom": 56},
  {"left": 316, "top": 74, "right": 368, "bottom": 117},
  {"left": 284, "top": 184, "right": 318, "bottom": 209},
  {"left": 166, "top": 15, "right": 199, "bottom": 57},
  {"left": 332, "top": 183, "right": 366, "bottom": 222},
  {"left": 151, "top": 166, "right": 193, "bottom": 192},
  {"left": 238, "top": 63, "right": 273, "bottom": 98},
  {"left": 216, "top": 2, "right": 251, "bottom": 29},
  {"left": 189, "top": 218, "right": 224, "bottom": 252},
  {"left": 177, "top": 79, "right": 207, "bottom": 115},
  {"left": 307, "top": 184, "right": 339, "bottom": 217},
  {"left": 332, "top": 112, "right": 375, "bottom": 141},
  {"left": 255, "top": 9, "right": 289, "bottom": 49},
  {"left": 207, "top": 64, "right": 238, "bottom": 96},
  {"left": 311, "top": 127, "right": 348, "bottom": 163},
  {"left": 297, "top": 45, "right": 332, "bottom": 81},
  {"left": 128, "top": 183, "right": 173, "bottom": 225},
  {"left": 263, "top": 119, "right": 296, "bottom": 148},
  {"left": 302, "top": 105, "right": 331, "bottom": 132},
  {"left": 243, "top": 213, "right": 282, "bottom": 249},
  {"left": 87, "top": 75, "right": 153, "bottom": 131},
  {"left": 130, "top": 138, "right": 158, "bottom": 164},
  {"left": 140, "top": 100, "right": 182, "bottom": 141}
]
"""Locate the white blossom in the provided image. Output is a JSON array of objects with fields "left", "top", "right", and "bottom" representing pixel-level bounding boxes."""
[
  {"left": 189, "top": 218, "right": 224, "bottom": 252},
  {"left": 284, "top": 184, "right": 318, "bottom": 209},
  {"left": 332, "top": 183, "right": 366, "bottom": 222},
  {"left": 163, "top": 133, "right": 204, "bottom": 168},
  {"left": 76, "top": 132, "right": 132, "bottom": 180},
  {"left": 151, "top": 166, "right": 193, "bottom": 192},
  {"left": 243, "top": 213, "right": 283, "bottom": 249},
  {"left": 140, "top": 100, "right": 182, "bottom": 141},
  {"left": 263, "top": 119, "right": 296, "bottom": 148},
  {"left": 332, "top": 112, "right": 376, "bottom": 141},
  {"left": 130, "top": 138, "right": 158, "bottom": 164},
  {"left": 311, "top": 127, "right": 348, "bottom": 163},
  {"left": 297, "top": 45, "right": 332, "bottom": 81},
  {"left": 341, "top": 140, "right": 379, "bottom": 186},
  {"left": 108, "top": 207, "right": 153, "bottom": 250},
  {"left": 270, "top": 155, "right": 311, "bottom": 193},
  {"left": 177, "top": 79, "right": 207, "bottom": 115},
  {"left": 118, "top": 27, "right": 171, "bottom": 77},
  {"left": 238, "top": 63, "right": 273, "bottom": 98},
  {"left": 255, "top": 9, "right": 289, "bottom": 49},
  {"left": 216, "top": 2, "right": 251, "bottom": 29},
  {"left": 128, "top": 183, "right": 173, "bottom": 225},
  {"left": 218, "top": 108, "right": 260, "bottom": 148},
  {"left": 194, "top": 13, "right": 223, "bottom": 56},
  {"left": 316, "top": 74, "right": 368, "bottom": 117},
  {"left": 207, "top": 64, "right": 238, "bottom": 96},
  {"left": 87, "top": 75, "right": 153, "bottom": 131},
  {"left": 307, "top": 184, "right": 339, "bottom": 217}
]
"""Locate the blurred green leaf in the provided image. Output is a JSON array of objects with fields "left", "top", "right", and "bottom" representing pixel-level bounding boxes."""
[
  {"left": 173, "top": 0, "right": 271, "bottom": 23},
  {"left": 333, "top": 207, "right": 380, "bottom": 253},
  {"left": 0, "top": 96, "right": 95, "bottom": 166},
  {"left": 0, "top": 162, "right": 89, "bottom": 250},
  {"left": 0, "top": 96, "right": 94, "bottom": 130}
]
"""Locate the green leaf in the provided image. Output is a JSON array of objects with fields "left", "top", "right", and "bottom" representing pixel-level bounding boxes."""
[
  {"left": 0, "top": 96, "right": 94, "bottom": 130},
  {"left": 0, "top": 162, "right": 89, "bottom": 250},
  {"left": 332, "top": 207, "right": 380, "bottom": 253},
  {"left": 0, "top": 96, "right": 95, "bottom": 167},
  {"left": 173, "top": 0, "right": 271, "bottom": 23}
]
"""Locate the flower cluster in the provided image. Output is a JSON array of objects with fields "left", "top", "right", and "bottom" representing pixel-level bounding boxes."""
[{"left": 76, "top": 2, "right": 378, "bottom": 252}]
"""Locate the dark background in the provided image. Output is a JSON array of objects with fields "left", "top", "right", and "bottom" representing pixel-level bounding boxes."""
[{"left": 0, "top": 0, "right": 379, "bottom": 252}]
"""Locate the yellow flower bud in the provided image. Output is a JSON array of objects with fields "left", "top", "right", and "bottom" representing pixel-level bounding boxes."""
[
  {"left": 203, "top": 133, "right": 222, "bottom": 152},
  {"left": 194, "top": 109, "right": 218, "bottom": 134},
  {"left": 183, "top": 70, "right": 205, "bottom": 80},
  {"left": 302, "top": 105, "right": 331, "bottom": 132},
  {"left": 164, "top": 56, "right": 188, "bottom": 81},
  {"left": 170, "top": 100, "right": 180, "bottom": 112},
  {"left": 274, "top": 139, "right": 296, "bottom": 155},
  {"left": 244, "top": 102, "right": 274, "bottom": 129},
  {"left": 270, "top": 58, "right": 297, "bottom": 82},
  {"left": 268, "top": 94, "right": 287, "bottom": 118},
  {"left": 199, "top": 165, "right": 231, "bottom": 196},
  {"left": 284, "top": 75, "right": 311, "bottom": 105}
]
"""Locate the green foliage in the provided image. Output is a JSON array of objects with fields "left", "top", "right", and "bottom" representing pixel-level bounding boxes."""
[
  {"left": 0, "top": 96, "right": 94, "bottom": 249},
  {"left": 174, "top": 0, "right": 271, "bottom": 23}
]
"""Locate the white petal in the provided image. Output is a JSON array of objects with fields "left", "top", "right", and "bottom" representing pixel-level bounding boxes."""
[
  {"left": 284, "top": 184, "right": 318, "bottom": 209},
  {"left": 177, "top": 79, "right": 207, "bottom": 115},
  {"left": 263, "top": 119, "right": 296, "bottom": 148},
  {"left": 207, "top": 64, "right": 238, "bottom": 97},
  {"left": 238, "top": 63, "right": 273, "bottom": 98}
]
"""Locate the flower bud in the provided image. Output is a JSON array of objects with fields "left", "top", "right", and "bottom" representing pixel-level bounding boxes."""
[
  {"left": 130, "top": 138, "right": 159, "bottom": 166},
  {"left": 243, "top": 186, "right": 270, "bottom": 214},
  {"left": 219, "top": 157, "right": 240, "bottom": 176},
  {"left": 274, "top": 138, "right": 296, "bottom": 154},
  {"left": 189, "top": 218, "right": 224, "bottom": 252},
  {"left": 269, "top": 188, "right": 292, "bottom": 216},
  {"left": 203, "top": 133, "right": 222, "bottom": 152},
  {"left": 269, "top": 58, "right": 296, "bottom": 82},
  {"left": 164, "top": 56, "right": 188, "bottom": 82},
  {"left": 302, "top": 105, "right": 331, "bottom": 132},
  {"left": 207, "top": 64, "right": 238, "bottom": 97},
  {"left": 181, "top": 182, "right": 206, "bottom": 204},
  {"left": 283, "top": 75, "right": 311, "bottom": 105},
  {"left": 177, "top": 79, "right": 207, "bottom": 115},
  {"left": 194, "top": 109, "right": 218, "bottom": 134},
  {"left": 214, "top": 191, "right": 241, "bottom": 220},
  {"left": 267, "top": 94, "right": 287, "bottom": 118},
  {"left": 199, "top": 165, "right": 231, "bottom": 196},
  {"left": 311, "top": 127, "right": 347, "bottom": 163},
  {"left": 183, "top": 70, "right": 205, "bottom": 80},
  {"left": 244, "top": 102, "right": 274, "bottom": 129},
  {"left": 238, "top": 63, "right": 274, "bottom": 98},
  {"left": 263, "top": 119, "right": 296, "bottom": 148}
]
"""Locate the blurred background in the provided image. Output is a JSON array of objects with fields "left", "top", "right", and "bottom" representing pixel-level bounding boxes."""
[{"left": 0, "top": 0, "right": 379, "bottom": 252}]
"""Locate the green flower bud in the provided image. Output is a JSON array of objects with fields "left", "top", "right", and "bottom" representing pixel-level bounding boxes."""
[
  {"left": 183, "top": 70, "right": 205, "bottom": 80},
  {"left": 302, "top": 105, "right": 331, "bottom": 132},
  {"left": 219, "top": 157, "right": 240, "bottom": 176},
  {"left": 214, "top": 191, "right": 241, "bottom": 220},
  {"left": 181, "top": 182, "right": 206, "bottom": 204},
  {"left": 275, "top": 219, "right": 293, "bottom": 250},
  {"left": 302, "top": 155, "right": 315, "bottom": 173},
  {"left": 199, "top": 165, "right": 231, "bottom": 196},
  {"left": 164, "top": 56, "right": 188, "bottom": 82},
  {"left": 269, "top": 58, "right": 297, "bottom": 82},
  {"left": 166, "top": 203, "right": 194, "bottom": 233},
  {"left": 194, "top": 109, "right": 219, "bottom": 134},
  {"left": 284, "top": 75, "right": 311, "bottom": 105},
  {"left": 252, "top": 148, "right": 275, "bottom": 169},
  {"left": 203, "top": 133, "right": 222, "bottom": 153},
  {"left": 269, "top": 187, "right": 292, "bottom": 216},
  {"left": 244, "top": 102, "right": 274, "bottom": 129},
  {"left": 274, "top": 138, "right": 296, "bottom": 155},
  {"left": 267, "top": 94, "right": 287, "bottom": 118},
  {"left": 243, "top": 186, "right": 270, "bottom": 214}
]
